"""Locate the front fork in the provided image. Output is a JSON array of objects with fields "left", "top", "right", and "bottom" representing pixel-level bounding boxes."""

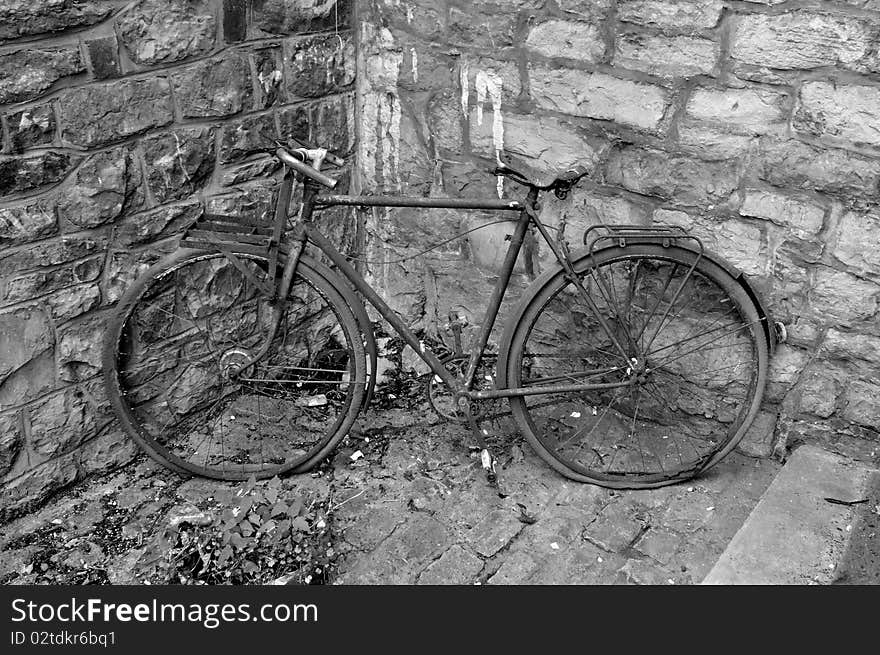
[{"left": 228, "top": 178, "right": 315, "bottom": 377}]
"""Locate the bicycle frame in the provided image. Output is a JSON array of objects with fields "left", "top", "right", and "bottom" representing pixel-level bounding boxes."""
[{"left": 268, "top": 172, "right": 632, "bottom": 401}]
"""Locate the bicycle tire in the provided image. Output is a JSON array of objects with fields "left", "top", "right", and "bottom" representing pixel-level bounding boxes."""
[
  {"left": 103, "top": 248, "right": 366, "bottom": 480},
  {"left": 502, "top": 244, "right": 769, "bottom": 489}
]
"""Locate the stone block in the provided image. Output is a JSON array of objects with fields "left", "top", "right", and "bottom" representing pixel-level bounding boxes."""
[
  {"left": 103, "top": 242, "right": 177, "bottom": 304},
  {"left": 78, "top": 428, "right": 139, "bottom": 477},
  {"left": 253, "top": 0, "right": 351, "bottom": 35},
  {"left": 0, "top": 454, "right": 79, "bottom": 521},
  {"left": 686, "top": 87, "right": 789, "bottom": 135},
  {"left": 464, "top": 56, "right": 522, "bottom": 101},
  {"left": 526, "top": 20, "right": 605, "bottom": 62},
  {"left": 56, "top": 312, "right": 107, "bottom": 382},
  {"left": 0, "top": 152, "right": 78, "bottom": 198},
  {"left": 822, "top": 329, "right": 880, "bottom": 365},
  {"left": 466, "top": 509, "right": 524, "bottom": 557},
  {"left": 797, "top": 366, "right": 841, "bottom": 418},
  {"left": 530, "top": 67, "right": 669, "bottom": 132},
  {"left": 794, "top": 82, "right": 880, "bottom": 150},
  {"left": 617, "top": 0, "right": 723, "bottom": 30},
  {"left": 448, "top": 5, "right": 518, "bottom": 47},
  {"left": 0, "top": 350, "right": 56, "bottom": 410},
  {"left": 113, "top": 202, "right": 202, "bottom": 247},
  {"left": 313, "top": 93, "right": 355, "bottom": 156},
  {"left": 171, "top": 53, "right": 252, "bottom": 118},
  {"left": 736, "top": 410, "right": 778, "bottom": 458},
  {"left": 470, "top": 111, "right": 600, "bottom": 173},
  {"left": 252, "top": 47, "right": 284, "bottom": 109},
  {"left": 44, "top": 283, "right": 102, "bottom": 324},
  {"left": 832, "top": 211, "right": 880, "bottom": 277},
  {"left": 615, "top": 33, "right": 717, "bottom": 78},
  {"left": 28, "top": 385, "right": 98, "bottom": 457},
  {"left": 276, "top": 104, "right": 311, "bottom": 149},
  {"left": 767, "top": 344, "right": 810, "bottom": 387},
  {"left": 487, "top": 550, "right": 540, "bottom": 584},
  {"left": 810, "top": 268, "right": 879, "bottom": 325},
  {"left": 0, "top": 412, "right": 22, "bottom": 478},
  {"left": 2, "top": 256, "right": 103, "bottom": 306},
  {"left": 283, "top": 33, "right": 355, "bottom": 99},
  {"left": 57, "top": 147, "right": 143, "bottom": 229},
  {"left": 0, "top": 307, "right": 53, "bottom": 385},
  {"left": 0, "top": 47, "right": 84, "bottom": 104},
  {"left": 605, "top": 146, "right": 738, "bottom": 207},
  {"left": 731, "top": 12, "right": 870, "bottom": 72},
  {"left": 117, "top": 0, "right": 216, "bottom": 66},
  {"left": 0, "top": 202, "right": 56, "bottom": 247},
  {"left": 396, "top": 44, "right": 455, "bottom": 94},
  {"left": 583, "top": 503, "right": 645, "bottom": 551},
  {"left": 61, "top": 78, "right": 173, "bottom": 147},
  {"left": 0, "top": 233, "right": 108, "bottom": 281},
  {"left": 676, "top": 124, "right": 752, "bottom": 161},
  {"left": 223, "top": 0, "right": 248, "bottom": 43},
  {"left": 841, "top": 380, "right": 880, "bottom": 430},
  {"left": 0, "top": 1, "right": 113, "bottom": 41},
  {"left": 417, "top": 545, "right": 484, "bottom": 585},
  {"left": 635, "top": 527, "right": 681, "bottom": 565},
  {"left": 220, "top": 113, "right": 278, "bottom": 164},
  {"left": 85, "top": 36, "right": 122, "bottom": 80},
  {"left": 757, "top": 138, "right": 880, "bottom": 199},
  {"left": 7, "top": 104, "right": 56, "bottom": 152},
  {"left": 142, "top": 126, "right": 215, "bottom": 203},
  {"left": 740, "top": 189, "right": 825, "bottom": 238}
]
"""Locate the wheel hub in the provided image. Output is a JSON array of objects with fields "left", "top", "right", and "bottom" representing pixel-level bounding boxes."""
[{"left": 220, "top": 348, "right": 253, "bottom": 379}]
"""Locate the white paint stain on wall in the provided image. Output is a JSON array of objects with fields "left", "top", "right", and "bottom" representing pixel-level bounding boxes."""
[
  {"left": 459, "top": 59, "right": 470, "bottom": 115},
  {"left": 473, "top": 68, "right": 506, "bottom": 197},
  {"left": 411, "top": 48, "right": 418, "bottom": 83},
  {"left": 357, "top": 21, "right": 403, "bottom": 191}
]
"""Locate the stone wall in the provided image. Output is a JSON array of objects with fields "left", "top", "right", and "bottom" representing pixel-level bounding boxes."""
[
  {"left": 0, "top": 0, "right": 355, "bottom": 520},
  {"left": 357, "top": 0, "right": 880, "bottom": 462}
]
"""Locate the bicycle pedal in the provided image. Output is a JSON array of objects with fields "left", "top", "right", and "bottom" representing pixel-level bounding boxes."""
[{"left": 480, "top": 448, "right": 497, "bottom": 476}]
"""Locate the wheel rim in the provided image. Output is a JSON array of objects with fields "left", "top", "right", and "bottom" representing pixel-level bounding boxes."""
[
  {"left": 510, "top": 251, "right": 764, "bottom": 485},
  {"left": 109, "top": 253, "right": 360, "bottom": 480}
]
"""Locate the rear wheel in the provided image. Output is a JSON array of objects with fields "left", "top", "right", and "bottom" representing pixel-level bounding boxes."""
[
  {"left": 504, "top": 245, "right": 769, "bottom": 488},
  {"left": 104, "top": 249, "right": 366, "bottom": 480}
]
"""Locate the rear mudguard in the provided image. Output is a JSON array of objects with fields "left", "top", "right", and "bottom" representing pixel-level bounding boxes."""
[
  {"left": 496, "top": 242, "right": 780, "bottom": 389},
  {"left": 292, "top": 254, "right": 378, "bottom": 412}
]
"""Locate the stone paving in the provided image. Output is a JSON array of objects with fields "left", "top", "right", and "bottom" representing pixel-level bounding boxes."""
[
  {"left": 330, "top": 408, "right": 780, "bottom": 585},
  {"left": 0, "top": 403, "right": 780, "bottom": 586}
]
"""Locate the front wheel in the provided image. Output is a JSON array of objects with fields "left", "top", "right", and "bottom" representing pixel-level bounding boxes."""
[
  {"left": 503, "top": 244, "right": 769, "bottom": 489},
  {"left": 103, "top": 249, "right": 367, "bottom": 480}
]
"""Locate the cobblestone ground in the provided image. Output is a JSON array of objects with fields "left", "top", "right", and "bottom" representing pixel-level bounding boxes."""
[{"left": 0, "top": 403, "right": 780, "bottom": 586}]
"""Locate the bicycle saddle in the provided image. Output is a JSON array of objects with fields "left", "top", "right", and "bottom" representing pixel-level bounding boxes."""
[{"left": 490, "top": 154, "right": 589, "bottom": 196}]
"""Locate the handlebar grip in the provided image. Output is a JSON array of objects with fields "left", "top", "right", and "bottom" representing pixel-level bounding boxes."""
[
  {"left": 287, "top": 136, "right": 345, "bottom": 166},
  {"left": 276, "top": 148, "right": 339, "bottom": 188}
]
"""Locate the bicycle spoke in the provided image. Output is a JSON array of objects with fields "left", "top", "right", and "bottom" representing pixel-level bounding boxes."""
[
  {"left": 649, "top": 321, "right": 757, "bottom": 372},
  {"left": 631, "top": 262, "right": 679, "bottom": 346},
  {"left": 645, "top": 304, "right": 740, "bottom": 360}
]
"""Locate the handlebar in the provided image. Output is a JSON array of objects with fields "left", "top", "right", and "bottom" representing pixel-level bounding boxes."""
[
  {"left": 285, "top": 135, "right": 345, "bottom": 167},
  {"left": 276, "top": 147, "right": 339, "bottom": 189}
]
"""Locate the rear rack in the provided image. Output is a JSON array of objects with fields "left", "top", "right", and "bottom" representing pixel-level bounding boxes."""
[
  {"left": 583, "top": 224, "right": 704, "bottom": 256},
  {"left": 180, "top": 214, "right": 276, "bottom": 257}
]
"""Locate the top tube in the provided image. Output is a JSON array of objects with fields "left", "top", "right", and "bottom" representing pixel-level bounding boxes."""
[{"left": 313, "top": 194, "right": 524, "bottom": 212}]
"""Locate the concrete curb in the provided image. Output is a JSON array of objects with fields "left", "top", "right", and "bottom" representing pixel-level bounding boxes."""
[{"left": 702, "top": 445, "right": 876, "bottom": 584}]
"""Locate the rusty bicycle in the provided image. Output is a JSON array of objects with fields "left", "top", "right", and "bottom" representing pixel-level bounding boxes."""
[{"left": 103, "top": 137, "right": 780, "bottom": 489}]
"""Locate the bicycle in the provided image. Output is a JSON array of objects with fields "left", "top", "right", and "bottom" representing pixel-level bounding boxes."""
[{"left": 102, "top": 136, "right": 782, "bottom": 489}]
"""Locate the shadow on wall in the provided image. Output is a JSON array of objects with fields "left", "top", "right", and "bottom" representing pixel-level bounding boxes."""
[
  {"left": 0, "top": 0, "right": 356, "bottom": 520},
  {"left": 355, "top": 0, "right": 880, "bottom": 465}
]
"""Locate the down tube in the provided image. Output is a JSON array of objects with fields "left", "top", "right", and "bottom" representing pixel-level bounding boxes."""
[{"left": 303, "top": 226, "right": 460, "bottom": 391}]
